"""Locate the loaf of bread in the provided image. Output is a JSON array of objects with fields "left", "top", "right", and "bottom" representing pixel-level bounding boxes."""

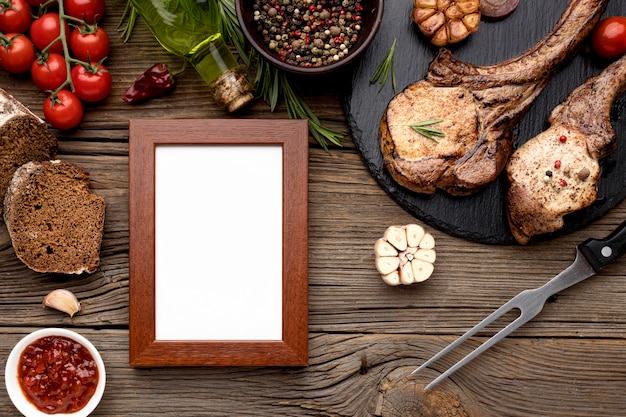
[
  {"left": 4, "top": 160, "right": 106, "bottom": 274},
  {"left": 0, "top": 89, "right": 58, "bottom": 215}
]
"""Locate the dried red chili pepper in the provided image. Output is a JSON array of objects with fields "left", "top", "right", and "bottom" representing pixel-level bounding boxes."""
[{"left": 122, "top": 63, "right": 175, "bottom": 103}]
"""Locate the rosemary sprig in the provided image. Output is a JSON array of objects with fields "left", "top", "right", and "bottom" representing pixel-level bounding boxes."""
[
  {"left": 370, "top": 37, "right": 397, "bottom": 93},
  {"left": 253, "top": 53, "right": 344, "bottom": 150},
  {"left": 117, "top": 0, "right": 139, "bottom": 42},
  {"left": 282, "top": 76, "right": 345, "bottom": 150},
  {"left": 117, "top": 0, "right": 346, "bottom": 150},
  {"left": 408, "top": 119, "right": 445, "bottom": 143},
  {"left": 219, "top": 1, "right": 345, "bottom": 150},
  {"left": 216, "top": 0, "right": 249, "bottom": 66}
]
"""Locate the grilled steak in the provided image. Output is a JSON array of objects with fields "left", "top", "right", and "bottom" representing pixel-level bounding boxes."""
[
  {"left": 380, "top": 0, "right": 608, "bottom": 195},
  {"left": 506, "top": 53, "right": 626, "bottom": 244}
]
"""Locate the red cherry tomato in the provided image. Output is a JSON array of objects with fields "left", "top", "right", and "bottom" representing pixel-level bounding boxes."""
[
  {"left": 69, "top": 26, "right": 110, "bottom": 62},
  {"left": 0, "top": 0, "right": 32, "bottom": 34},
  {"left": 43, "top": 90, "right": 84, "bottom": 130},
  {"left": 0, "top": 33, "right": 35, "bottom": 74},
  {"left": 63, "top": 0, "right": 105, "bottom": 24},
  {"left": 31, "top": 53, "right": 68, "bottom": 91},
  {"left": 71, "top": 62, "right": 112, "bottom": 102},
  {"left": 29, "top": 13, "right": 71, "bottom": 55},
  {"left": 591, "top": 16, "right": 626, "bottom": 60}
]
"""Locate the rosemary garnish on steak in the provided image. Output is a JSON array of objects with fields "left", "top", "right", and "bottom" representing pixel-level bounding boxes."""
[{"left": 408, "top": 119, "right": 445, "bottom": 143}]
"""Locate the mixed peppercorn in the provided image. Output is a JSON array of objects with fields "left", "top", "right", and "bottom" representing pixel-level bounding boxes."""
[
  {"left": 540, "top": 134, "right": 590, "bottom": 188},
  {"left": 543, "top": 135, "right": 568, "bottom": 186},
  {"left": 252, "top": 0, "right": 363, "bottom": 68}
]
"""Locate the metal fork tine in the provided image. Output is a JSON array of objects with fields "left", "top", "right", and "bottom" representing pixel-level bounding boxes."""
[
  {"left": 411, "top": 233, "right": 616, "bottom": 392},
  {"left": 412, "top": 294, "right": 522, "bottom": 376},
  {"left": 422, "top": 311, "right": 528, "bottom": 392}
]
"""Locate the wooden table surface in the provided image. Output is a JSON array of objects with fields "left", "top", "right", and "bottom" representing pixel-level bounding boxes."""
[{"left": 2, "top": 2, "right": 626, "bottom": 416}]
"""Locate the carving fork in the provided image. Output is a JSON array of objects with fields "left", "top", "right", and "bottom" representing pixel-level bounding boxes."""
[{"left": 413, "top": 221, "right": 626, "bottom": 392}]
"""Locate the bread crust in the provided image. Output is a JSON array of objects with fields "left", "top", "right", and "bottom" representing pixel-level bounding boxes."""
[
  {"left": 4, "top": 160, "right": 105, "bottom": 274},
  {"left": 0, "top": 89, "right": 58, "bottom": 215}
]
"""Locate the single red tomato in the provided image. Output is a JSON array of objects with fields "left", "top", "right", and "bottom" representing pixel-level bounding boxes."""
[
  {"left": 591, "top": 16, "right": 626, "bottom": 60},
  {"left": 69, "top": 26, "right": 110, "bottom": 62},
  {"left": 43, "top": 90, "right": 83, "bottom": 130},
  {"left": 71, "top": 62, "right": 112, "bottom": 102},
  {"left": 31, "top": 53, "right": 68, "bottom": 91},
  {"left": 0, "top": 0, "right": 32, "bottom": 34},
  {"left": 0, "top": 33, "right": 35, "bottom": 73},
  {"left": 30, "top": 13, "right": 71, "bottom": 55},
  {"left": 63, "top": 0, "right": 105, "bottom": 24}
]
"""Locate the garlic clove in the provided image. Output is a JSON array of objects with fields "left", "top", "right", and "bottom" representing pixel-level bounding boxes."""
[
  {"left": 376, "top": 256, "right": 400, "bottom": 276},
  {"left": 374, "top": 238, "right": 398, "bottom": 257},
  {"left": 382, "top": 271, "right": 401, "bottom": 286},
  {"left": 406, "top": 224, "right": 425, "bottom": 248},
  {"left": 384, "top": 226, "right": 408, "bottom": 251},
  {"left": 415, "top": 248, "right": 437, "bottom": 263},
  {"left": 400, "top": 263, "right": 415, "bottom": 285},
  {"left": 419, "top": 232, "right": 436, "bottom": 249},
  {"left": 43, "top": 289, "right": 81, "bottom": 317},
  {"left": 412, "top": 259, "right": 434, "bottom": 282}
]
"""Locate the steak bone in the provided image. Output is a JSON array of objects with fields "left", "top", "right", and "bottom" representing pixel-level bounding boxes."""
[{"left": 381, "top": 0, "right": 609, "bottom": 196}]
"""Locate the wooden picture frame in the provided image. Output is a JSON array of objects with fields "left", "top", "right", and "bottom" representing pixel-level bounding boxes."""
[{"left": 128, "top": 119, "right": 309, "bottom": 367}]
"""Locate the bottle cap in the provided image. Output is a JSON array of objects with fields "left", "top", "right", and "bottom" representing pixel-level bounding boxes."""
[{"left": 211, "top": 68, "right": 254, "bottom": 112}]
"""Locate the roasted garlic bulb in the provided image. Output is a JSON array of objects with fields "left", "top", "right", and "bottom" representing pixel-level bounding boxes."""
[
  {"left": 375, "top": 224, "right": 436, "bottom": 286},
  {"left": 413, "top": 0, "right": 481, "bottom": 47}
]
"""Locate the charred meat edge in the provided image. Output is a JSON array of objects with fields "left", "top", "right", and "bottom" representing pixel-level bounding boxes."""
[
  {"left": 381, "top": 0, "right": 608, "bottom": 196},
  {"left": 506, "top": 53, "right": 626, "bottom": 244}
]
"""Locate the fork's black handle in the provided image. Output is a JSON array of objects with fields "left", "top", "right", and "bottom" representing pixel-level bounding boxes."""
[{"left": 578, "top": 221, "right": 626, "bottom": 272}]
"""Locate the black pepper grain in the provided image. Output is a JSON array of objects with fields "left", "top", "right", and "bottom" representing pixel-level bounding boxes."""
[{"left": 252, "top": 0, "right": 364, "bottom": 68}]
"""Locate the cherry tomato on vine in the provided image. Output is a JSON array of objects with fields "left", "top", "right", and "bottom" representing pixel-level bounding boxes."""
[
  {"left": 30, "top": 13, "right": 71, "bottom": 55},
  {"left": 31, "top": 53, "right": 68, "bottom": 92},
  {"left": 43, "top": 90, "right": 83, "bottom": 130},
  {"left": 63, "top": 0, "right": 106, "bottom": 24},
  {"left": 71, "top": 62, "right": 112, "bottom": 102},
  {"left": 0, "top": 0, "right": 32, "bottom": 34},
  {"left": 0, "top": 33, "right": 35, "bottom": 74},
  {"left": 69, "top": 26, "right": 110, "bottom": 62},
  {"left": 591, "top": 16, "right": 626, "bottom": 60}
]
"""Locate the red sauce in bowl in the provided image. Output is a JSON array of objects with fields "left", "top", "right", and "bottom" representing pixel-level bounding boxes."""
[{"left": 18, "top": 335, "right": 99, "bottom": 414}]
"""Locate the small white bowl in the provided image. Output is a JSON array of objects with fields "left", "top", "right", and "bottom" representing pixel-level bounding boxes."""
[{"left": 5, "top": 328, "right": 106, "bottom": 417}]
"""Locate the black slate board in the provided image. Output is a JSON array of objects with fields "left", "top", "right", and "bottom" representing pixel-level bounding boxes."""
[{"left": 344, "top": 0, "right": 626, "bottom": 244}]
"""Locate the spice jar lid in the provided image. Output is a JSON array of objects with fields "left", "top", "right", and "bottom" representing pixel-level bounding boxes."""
[{"left": 211, "top": 68, "right": 254, "bottom": 112}]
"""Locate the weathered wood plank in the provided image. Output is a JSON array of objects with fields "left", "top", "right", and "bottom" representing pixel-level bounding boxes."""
[
  {"left": 0, "top": 2, "right": 625, "bottom": 416},
  {"left": 2, "top": 329, "right": 626, "bottom": 416}
]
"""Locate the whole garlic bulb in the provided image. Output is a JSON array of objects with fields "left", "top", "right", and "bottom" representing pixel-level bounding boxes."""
[
  {"left": 375, "top": 224, "right": 436, "bottom": 286},
  {"left": 412, "top": 0, "right": 481, "bottom": 47}
]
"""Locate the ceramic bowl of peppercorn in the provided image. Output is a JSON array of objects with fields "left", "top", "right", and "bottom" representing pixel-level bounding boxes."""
[
  {"left": 236, "top": 0, "right": 384, "bottom": 75},
  {"left": 5, "top": 328, "right": 106, "bottom": 416}
]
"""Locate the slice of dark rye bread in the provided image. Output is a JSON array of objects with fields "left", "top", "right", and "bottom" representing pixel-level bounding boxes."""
[
  {"left": 4, "top": 160, "right": 106, "bottom": 274},
  {"left": 0, "top": 89, "right": 58, "bottom": 215}
]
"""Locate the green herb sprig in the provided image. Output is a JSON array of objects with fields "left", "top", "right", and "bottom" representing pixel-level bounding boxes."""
[
  {"left": 216, "top": 0, "right": 248, "bottom": 65},
  {"left": 119, "top": 0, "right": 345, "bottom": 151},
  {"left": 254, "top": 54, "right": 345, "bottom": 150},
  {"left": 370, "top": 37, "right": 397, "bottom": 93},
  {"left": 218, "top": 0, "right": 344, "bottom": 150},
  {"left": 117, "top": 0, "right": 139, "bottom": 43},
  {"left": 408, "top": 119, "right": 445, "bottom": 143}
]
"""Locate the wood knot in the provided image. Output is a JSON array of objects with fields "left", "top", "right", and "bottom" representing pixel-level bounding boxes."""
[{"left": 373, "top": 369, "right": 483, "bottom": 417}]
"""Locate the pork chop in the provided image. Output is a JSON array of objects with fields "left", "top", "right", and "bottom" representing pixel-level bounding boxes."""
[
  {"left": 506, "top": 53, "right": 626, "bottom": 244},
  {"left": 380, "top": 0, "right": 608, "bottom": 195}
]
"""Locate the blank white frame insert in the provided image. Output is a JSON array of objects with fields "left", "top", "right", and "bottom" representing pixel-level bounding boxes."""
[{"left": 154, "top": 144, "right": 283, "bottom": 341}]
